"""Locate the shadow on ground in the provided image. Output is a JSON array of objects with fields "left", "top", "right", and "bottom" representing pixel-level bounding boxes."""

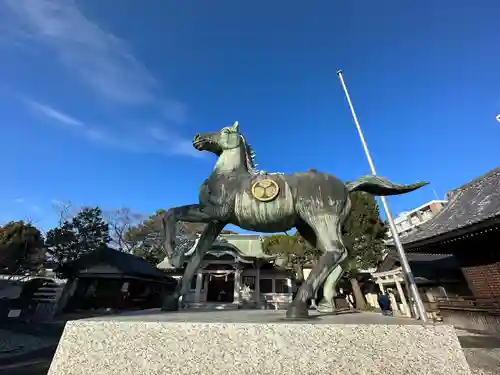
[
  {"left": 458, "top": 330, "right": 500, "bottom": 349},
  {"left": 0, "top": 312, "right": 119, "bottom": 374},
  {"left": 0, "top": 321, "right": 64, "bottom": 366}
]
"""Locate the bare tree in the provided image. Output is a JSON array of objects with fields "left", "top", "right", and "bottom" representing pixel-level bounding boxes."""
[
  {"left": 23, "top": 215, "right": 37, "bottom": 226},
  {"left": 51, "top": 200, "right": 75, "bottom": 225},
  {"left": 105, "top": 208, "right": 145, "bottom": 252}
]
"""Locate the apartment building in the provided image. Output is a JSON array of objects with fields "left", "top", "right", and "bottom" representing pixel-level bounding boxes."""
[{"left": 387, "top": 200, "right": 448, "bottom": 239}]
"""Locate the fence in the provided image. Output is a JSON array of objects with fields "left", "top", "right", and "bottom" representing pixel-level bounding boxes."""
[{"left": 436, "top": 297, "right": 500, "bottom": 334}]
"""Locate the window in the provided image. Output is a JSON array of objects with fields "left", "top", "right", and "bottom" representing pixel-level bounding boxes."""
[
  {"left": 275, "top": 279, "right": 290, "bottom": 294},
  {"left": 410, "top": 215, "right": 420, "bottom": 225},
  {"left": 190, "top": 276, "right": 197, "bottom": 290},
  {"left": 242, "top": 276, "right": 255, "bottom": 289},
  {"left": 259, "top": 279, "right": 273, "bottom": 293},
  {"left": 421, "top": 209, "right": 432, "bottom": 220}
]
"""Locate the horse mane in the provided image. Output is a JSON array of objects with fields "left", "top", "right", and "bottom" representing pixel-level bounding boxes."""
[
  {"left": 239, "top": 134, "right": 283, "bottom": 176},
  {"left": 239, "top": 134, "right": 259, "bottom": 175}
]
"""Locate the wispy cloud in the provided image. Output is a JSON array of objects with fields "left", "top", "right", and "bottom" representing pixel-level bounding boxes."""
[
  {"left": 27, "top": 99, "right": 108, "bottom": 142},
  {"left": 29, "top": 100, "right": 202, "bottom": 157},
  {"left": 3, "top": 0, "right": 163, "bottom": 108},
  {"left": 149, "top": 127, "right": 201, "bottom": 158},
  {"left": 29, "top": 101, "right": 84, "bottom": 128},
  {"left": 1, "top": 0, "right": 194, "bottom": 155},
  {"left": 10, "top": 198, "right": 42, "bottom": 218}
]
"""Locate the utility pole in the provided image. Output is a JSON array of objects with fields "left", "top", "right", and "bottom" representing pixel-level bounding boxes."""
[{"left": 336, "top": 70, "right": 427, "bottom": 322}]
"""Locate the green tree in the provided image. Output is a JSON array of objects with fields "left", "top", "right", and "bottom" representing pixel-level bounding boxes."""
[
  {"left": 46, "top": 207, "right": 110, "bottom": 266},
  {"left": 125, "top": 209, "right": 196, "bottom": 266},
  {"left": 0, "top": 221, "right": 45, "bottom": 274},
  {"left": 124, "top": 209, "right": 237, "bottom": 265},
  {"left": 261, "top": 233, "right": 321, "bottom": 283},
  {"left": 126, "top": 210, "right": 166, "bottom": 265},
  {"left": 133, "top": 246, "right": 165, "bottom": 266},
  {"left": 342, "top": 191, "right": 387, "bottom": 309}
]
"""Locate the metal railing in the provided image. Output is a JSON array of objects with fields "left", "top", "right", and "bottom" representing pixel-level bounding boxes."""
[
  {"left": 436, "top": 296, "right": 500, "bottom": 334},
  {"left": 436, "top": 297, "right": 500, "bottom": 313}
]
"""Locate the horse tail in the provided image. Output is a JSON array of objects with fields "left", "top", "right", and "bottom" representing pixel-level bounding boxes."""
[{"left": 346, "top": 175, "right": 429, "bottom": 196}]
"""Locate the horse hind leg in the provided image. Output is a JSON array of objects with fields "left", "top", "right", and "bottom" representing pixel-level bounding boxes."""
[
  {"left": 287, "top": 203, "right": 349, "bottom": 319},
  {"left": 317, "top": 264, "right": 345, "bottom": 313}
]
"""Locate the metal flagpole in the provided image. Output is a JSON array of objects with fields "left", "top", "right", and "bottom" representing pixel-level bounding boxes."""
[{"left": 336, "top": 69, "right": 428, "bottom": 322}]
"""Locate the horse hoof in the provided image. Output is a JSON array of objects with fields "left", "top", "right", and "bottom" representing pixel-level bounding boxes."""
[
  {"left": 316, "top": 302, "right": 336, "bottom": 314},
  {"left": 285, "top": 304, "right": 309, "bottom": 320}
]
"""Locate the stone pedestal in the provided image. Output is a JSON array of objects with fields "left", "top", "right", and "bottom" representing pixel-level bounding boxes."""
[{"left": 48, "top": 310, "right": 471, "bottom": 375}]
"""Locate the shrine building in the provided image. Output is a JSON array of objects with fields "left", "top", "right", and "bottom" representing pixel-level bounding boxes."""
[
  {"left": 384, "top": 167, "right": 500, "bottom": 331},
  {"left": 157, "top": 234, "right": 296, "bottom": 309}
]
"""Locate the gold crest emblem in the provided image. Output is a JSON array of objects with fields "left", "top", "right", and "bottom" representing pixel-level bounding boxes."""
[{"left": 251, "top": 179, "right": 280, "bottom": 202}]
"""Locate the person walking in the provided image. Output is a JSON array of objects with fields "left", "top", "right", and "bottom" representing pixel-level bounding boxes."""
[{"left": 377, "top": 291, "right": 392, "bottom": 316}]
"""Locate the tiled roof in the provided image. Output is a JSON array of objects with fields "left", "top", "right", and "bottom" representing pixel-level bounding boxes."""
[
  {"left": 159, "top": 235, "right": 280, "bottom": 269},
  {"left": 182, "top": 236, "right": 271, "bottom": 259},
  {"left": 61, "top": 247, "right": 175, "bottom": 281},
  {"left": 376, "top": 252, "right": 464, "bottom": 282},
  {"left": 224, "top": 237, "right": 270, "bottom": 258},
  {"left": 396, "top": 167, "right": 500, "bottom": 247},
  {"left": 377, "top": 252, "right": 457, "bottom": 272}
]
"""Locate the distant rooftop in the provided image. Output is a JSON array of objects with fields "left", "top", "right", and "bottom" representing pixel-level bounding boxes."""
[
  {"left": 393, "top": 167, "right": 500, "bottom": 247},
  {"left": 393, "top": 200, "right": 448, "bottom": 224}
]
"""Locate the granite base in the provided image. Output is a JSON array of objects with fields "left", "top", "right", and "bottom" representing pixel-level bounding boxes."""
[{"left": 47, "top": 309, "right": 471, "bottom": 375}]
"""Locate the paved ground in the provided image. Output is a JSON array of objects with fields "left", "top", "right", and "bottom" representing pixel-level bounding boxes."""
[
  {"left": 1, "top": 311, "right": 499, "bottom": 375},
  {"left": 0, "top": 321, "right": 64, "bottom": 375},
  {"left": 0, "top": 330, "right": 55, "bottom": 360},
  {"left": 0, "top": 348, "right": 54, "bottom": 375},
  {"left": 106, "top": 307, "right": 428, "bottom": 324},
  {"left": 457, "top": 328, "right": 500, "bottom": 375}
]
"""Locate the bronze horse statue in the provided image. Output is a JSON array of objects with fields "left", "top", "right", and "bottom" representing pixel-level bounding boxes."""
[{"left": 162, "top": 121, "right": 427, "bottom": 318}]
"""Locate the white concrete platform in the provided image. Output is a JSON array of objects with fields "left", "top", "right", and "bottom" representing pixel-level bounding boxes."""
[{"left": 47, "top": 309, "right": 472, "bottom": 375}]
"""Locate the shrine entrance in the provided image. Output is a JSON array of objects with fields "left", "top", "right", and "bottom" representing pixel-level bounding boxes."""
[{"left": 205, "top": 264, "right": 235, "bottom": 303}]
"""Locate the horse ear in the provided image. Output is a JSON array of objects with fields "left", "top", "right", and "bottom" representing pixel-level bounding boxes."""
[{"left": 232, "top": 121, "right": 239, "bottom": 132}]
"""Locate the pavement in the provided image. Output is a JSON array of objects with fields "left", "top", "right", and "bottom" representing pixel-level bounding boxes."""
[
  {"left": 106, "top": 307, "right": 423, "bottom": 323},
  {"left": 0, "top": 321, "right": 65, "bottom": 375},
  {"left": 0, "top": 347, "right": 55, "bottom": 375},
  {"left": 457, "top": 328, "right": 500, "bottom": 375},
  {"left": 0, "top": 311, "right": 499, "bottom": 375},
  {"left": 0, "top": 329, "right": 56, "bottom": 361}
]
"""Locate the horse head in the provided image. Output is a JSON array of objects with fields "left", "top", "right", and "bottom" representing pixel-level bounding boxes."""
[
  {"left": 193, "top": 121, "right": 259, "bottom": 174},
  {"left": 192, "top": 121, "right": 242, "bottom": 156}
]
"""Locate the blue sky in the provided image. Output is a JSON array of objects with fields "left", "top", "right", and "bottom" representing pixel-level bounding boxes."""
[{"left": 0, "top": 0, "right": 499, "bottom": 232}]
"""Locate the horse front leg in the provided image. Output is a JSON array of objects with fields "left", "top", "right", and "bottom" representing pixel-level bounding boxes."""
[
  {"left": 161, "top": 221, "right": 225, "bottom": 311},
  {"left": 162, "top": 204, "right": 221, "bottom": 267}
]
